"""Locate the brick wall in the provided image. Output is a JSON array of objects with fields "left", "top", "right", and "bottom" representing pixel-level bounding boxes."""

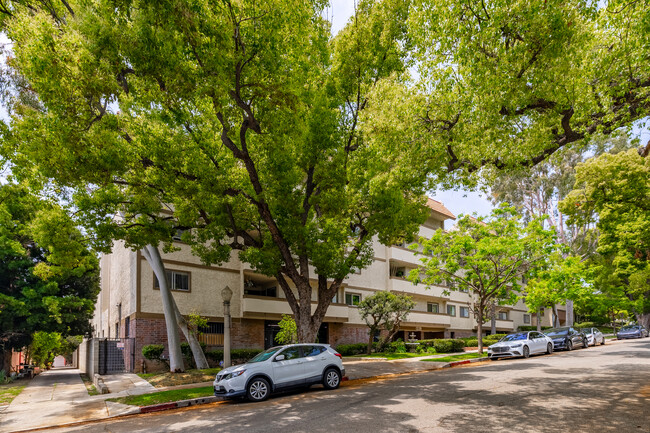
[
  {"left": 231, "top": 319, "right": 264, "bottom": 349},
  {"left": 329, "top": 323, "right": 369, "bottom": 347}
]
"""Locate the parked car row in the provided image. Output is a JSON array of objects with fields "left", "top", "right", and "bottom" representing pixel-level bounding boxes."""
[
  {"left": 487, "top": 326, "right": 610, "bottom": 361},
  {"left": 616, "top": 325, "right": 649, "bottom": 339}
]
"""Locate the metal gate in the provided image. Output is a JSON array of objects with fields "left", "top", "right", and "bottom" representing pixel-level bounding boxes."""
[{"left": 98, "top": 338, "right": 135, "bottom": 374}]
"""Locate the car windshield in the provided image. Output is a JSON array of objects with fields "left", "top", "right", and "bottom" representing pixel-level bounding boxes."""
[
  {"left": 581, "top": 329, "right": 593, "bottom": 334},
  {"left": 500, "top": 333, "right": 527, "bottom": 342},
  {"left": 620, "top": 326, "right": 638, "bottom": 331},
  {"left": 247, "top": 347, "right": 281, "bottom": 363},
  {"left": 545, "top": 329, "right": 568, "bottom": 337}
]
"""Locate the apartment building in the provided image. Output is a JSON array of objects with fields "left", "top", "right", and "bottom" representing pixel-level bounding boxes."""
[{"left": 92, "top": 199, "right": 561, "bottom": 368}]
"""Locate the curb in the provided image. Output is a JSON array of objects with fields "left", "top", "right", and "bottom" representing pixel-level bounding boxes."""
[
  {"left": 139, "top": 396, "right": 220, "bottom": 414},
  {"left": 443, "top": 357, "right": 487, "bottom": 368}
]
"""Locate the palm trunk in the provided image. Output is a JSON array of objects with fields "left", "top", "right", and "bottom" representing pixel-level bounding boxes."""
[
  {"left": 566, "top": 300, "right": 574, "bottom": 326},
  {"left": 477, "top": 304, "right": 484, "bottom": 354},
  {"left": 490, "top": 303, "right": 496, "bottom": 334},
  {"left": 142, "top": 245, "right": 184, "bottom": 372},
  {"left": 537, "top": 307, "right": 542, "bottom": 332}
]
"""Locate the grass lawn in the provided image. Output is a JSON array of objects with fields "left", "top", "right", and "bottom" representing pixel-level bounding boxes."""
[
  {"left": 80, "top": 374, "right": 99, "bottom": 396},
  {"left": 138, "top": 368, "right": 221, "bottom": 388},
  {"left": 422, "top": 353, "right": 488, "bottom": 363},
  {"left": 351, "top": 352, "right": 429, "bottom": 360},
  {"left": 107, "top": 386, "right": 215, "bottom": 406},
  {"left": 0, "top": 381, "right": 28, "bottom": 405}
]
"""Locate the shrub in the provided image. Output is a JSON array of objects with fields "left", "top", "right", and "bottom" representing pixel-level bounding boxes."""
[
  {"left": 205, "top": 348, "right": 262, "bottom": 364},
  {"left": 465, "top": 338, "right": 479, "bottom": 347},
  {"left": 432, "top": 339, "right": 466, "bottom": 353},
  {"left": 335, "top": 343, "right": 367, "bottom": 356},
  {"left": 142, "top": 344, "right": 165, "bottom": 361},
  {"left": 573, "top": 322, "right": 595, "bottom": 329},
  {"left": 517, "top": 325, "right": 552, "bottom": 332},
  {"left": 180, "top": 342, "right": 207, "bottom": 359},
  {"left": 384, "top": 340, "right": 406, "bottom": 353}
]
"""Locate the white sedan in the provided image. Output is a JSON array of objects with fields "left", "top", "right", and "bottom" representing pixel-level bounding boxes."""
[
  {"left": 487, "top": 331, "right": 554, "bottom": 360},
  {"left": 581, "top": 327, "right": 605, "bottom": 346}
]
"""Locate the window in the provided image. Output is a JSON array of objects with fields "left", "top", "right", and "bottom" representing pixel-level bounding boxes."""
[
  {"left": 345, "top": 293, "right": 361, "bottom": 306},
  {"left": 427, "top": 303, "right": 439, "bottom": 313},
  {"left": 278, "top": 347, "right": 302, "bottom": 360},
  {"left": 172, "top": 229, "right": 188, "bottom": 242},
  {"left": 498, "top": 311, "right": 508, "bottom": 320},
  {"left": 332, "top": 291, "right": 339, "bottom": 303},
  {"left": 302, "top": 345, "right": 326, "bottom": 357},
  {"left": 460, "top": 307, "right": 470, "bottom": 318},
  {"left": 244, "top": 282, "right": 277, "bottom": 297},
  {"left": 154, "top": 270, "right": 190, "bottom": 292},
  {"left": 447, "top": 305, "right": 456, "bottom": 316},
  {"left": 524, "top": 314, "right": 531, "bottom": 324},
  {"left": 125, "top": 317, "right": 130, "bottom": 337},
  {"left": 198, "top": 322, "right": 225, "bottom": 346}
]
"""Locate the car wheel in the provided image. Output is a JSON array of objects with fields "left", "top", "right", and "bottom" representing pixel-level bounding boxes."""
[
  {"left": 601, "top": 337, "right": 605, "bottom": 345},
  {"left": 247, "top": 377, "right": 270, "bottom": 402},
  {"left": 546, "top": 343, "right": 553, "bottom": 354},
  {"left": 567, "top": 340, "right": 573, "bottom": 351},
  {"left": 523, "top": 346, "right": 530, "bottom": 358},
  {"left": 323, "top": 368, "right": 341, "bottom": 390},
  {"left": 583, "top": 339, "right": 588, "bottom": 348}
]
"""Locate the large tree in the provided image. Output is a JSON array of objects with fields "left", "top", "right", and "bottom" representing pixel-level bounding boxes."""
[
  {"left": 0, "top": 182, "right": 99, "bottom": 371},
  {"left": 412, "top": 205, "right": 555, "bottom": 352},
  {"left": 2, "top": 0, "right": 649, "bottom": 344},
  {"left": 0, "top": 0, "right": 429, "bottom": 344},
  {"left": 560, "top": 149, "right": 650, "bottom": 328},
  {"left": 358, "top": 290, "right": 415, "bottom": 355}
]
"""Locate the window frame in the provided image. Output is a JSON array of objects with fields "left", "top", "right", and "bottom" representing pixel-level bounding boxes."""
[
  {"left": 459, "top": 306, "right": 470, "bottom": 318},
  {"left": 153, "top": 269, "right": 191, "bottom": 292},
  {"left": 447, "top": 304, "right": 456, "bottom": 316},
  {"left": 523, "top": 314, "right": 531, "bottom": 324},
  {"left": 345, "top": 293, "right": 361, "bottom": 306},
  {"left": 427, "top": 302, "right": 439, "bottom": 313}
]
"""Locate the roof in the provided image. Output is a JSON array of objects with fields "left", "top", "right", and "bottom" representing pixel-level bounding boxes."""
[{"left": 426, "top": 198, "right": 456, "bottom": 220}]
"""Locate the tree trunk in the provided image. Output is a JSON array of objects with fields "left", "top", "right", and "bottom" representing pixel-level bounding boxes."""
[
  {"left": 552, "top": 305, "right": 560, "bottom": 327},
  {"left": 477, "top": 304, "right": 484, "bottom": 354},
  {"left": 142, "top": 245, "right": 184, "bottom": 372},
  {"left": 367, "top": 327, "right": 375, "bottom": 355},
  {"left": 566, "top": 300, "right": 574, "bottom": 326},
  {"left": 537, "top": 307, "right": 542, "bottom": 332},
  {"left": 490, "top": 303, "right": 496, "bottom": 335},
  {"left": 611, "top": 310, "right": 617, "bottom": 334},
  {"left": 635, "top": 312, "right": 650, "bottom": 330},
  {"left": 170, "top": 298, "right": 209, "bottom": 369}
]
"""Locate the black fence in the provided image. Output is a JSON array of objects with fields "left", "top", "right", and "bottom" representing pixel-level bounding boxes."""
[{"left": 98, "top": 338, "right": 135, "bottom": 374}]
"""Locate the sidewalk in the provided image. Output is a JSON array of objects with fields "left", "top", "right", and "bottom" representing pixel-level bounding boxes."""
[
  {"left": 0, "top": 353, "right": 483, "bottom": 432},
  {"left": 0, "top": 368, "right": 141, "bottom": 432}
]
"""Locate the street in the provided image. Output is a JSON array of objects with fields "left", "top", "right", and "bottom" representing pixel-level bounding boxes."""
[{"left": 50, "top": 339, "right": 650, "bottom": 433}]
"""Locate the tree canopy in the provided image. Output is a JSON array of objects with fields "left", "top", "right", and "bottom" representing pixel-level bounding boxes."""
[
  {"left": 358, "top": 290, "right": 415, "bottom": 354},
  {"left": 0, "top": 182, "right": 99, "bottom": 370},
  {"left": 412, "top": 205, "right": 555, "bottom": 351},
  {"left": 560, "top": 149, "right": 650, "bottom": 327},
  {"left": 1, "top": 0, "right": 649, "bottom": 343}
]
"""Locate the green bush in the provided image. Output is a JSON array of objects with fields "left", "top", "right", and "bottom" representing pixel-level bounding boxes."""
[
  {"left": 384, "top": 340, "right": 406, "bottom": 353},
  {"left": 573, "top": 322, "right": 595, "bottom": 329},
  {"left": 205, "top": 348, "right": 261, "bottom": 364},
  {"left": 142, "top": 344, "right": 165, "bottom": 361},
  {"left": 432, "top": 339, "right": 466, "bottom": 353},
  {"left": 180, "top": 342, "right": 207, "bottom": 358},
  {"left": 335, "top": 343, "right": 367, "bottom": 356},
  {"left": 517, "top": 325, "right": 552, "bottom": 332},
  {"left": 465, "top": 338, "right": 479, "bottom": 347}
]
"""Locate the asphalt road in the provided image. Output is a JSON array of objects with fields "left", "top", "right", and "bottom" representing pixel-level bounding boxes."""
[{"left": 50, "top": 339, "right": 650, "bottom": 433}]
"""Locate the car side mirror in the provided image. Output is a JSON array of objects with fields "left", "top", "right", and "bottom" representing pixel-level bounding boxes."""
[{"left": 274, "top": 354, "right": 285, "bottom": 362}]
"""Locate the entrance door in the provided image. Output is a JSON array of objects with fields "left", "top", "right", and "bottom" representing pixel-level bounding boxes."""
[{"left": 264, "top": 321, "right": 281, "bottom": 349}]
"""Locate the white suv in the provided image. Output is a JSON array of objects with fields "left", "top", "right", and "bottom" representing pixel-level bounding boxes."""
[{"left": 213, "top": 344, "right": 345, "bottom": 402}]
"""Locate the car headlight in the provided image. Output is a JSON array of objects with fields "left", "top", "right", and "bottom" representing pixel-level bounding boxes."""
[
  {"left": 510, "top": 344, "right": 522, "bottom": 348},
  {"left": 221, "top": 370, "right": 246, "bottom": 380}
]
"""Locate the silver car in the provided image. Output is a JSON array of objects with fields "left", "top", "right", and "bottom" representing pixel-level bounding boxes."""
[
  {"left": 213, "top": 344, "right": 345, "bottom": 402},
  {"left": 488, "top": 331, "right": 554, "bottom": 360},
  {"left": 581, "top": 327, "right": 605, "bottom": 346}
]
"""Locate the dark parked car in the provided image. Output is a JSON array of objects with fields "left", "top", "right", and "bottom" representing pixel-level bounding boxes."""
[
  {"left": 617, "top": 325, "right": 649, "bottom": 339},
  {"left": 543, "top": 327, "right": 588, "bottom": 351}
]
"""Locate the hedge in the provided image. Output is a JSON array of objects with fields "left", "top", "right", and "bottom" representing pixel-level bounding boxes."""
[
  {"left": 335, "top": 343, "right": 367, "bottom": 356},
  {"left": 517, "top": 325, "right": 552, "bottom": 332},
  {"left": 205, "top": 349, "right": 262, "bottom": 364},
  {"left": 142, "top": 344, "right": 164, "bottom": 361}
]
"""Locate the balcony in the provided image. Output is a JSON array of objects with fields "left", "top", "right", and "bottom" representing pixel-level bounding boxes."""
[
  {"left": 389, "top": 246, "right": 421, "bottom": 265},
  {"left": 241, "top": 295, "right": 349, "bottom": 322},
  {"left": 403, "top": 310, "right": 451, "bottom": 328},
  {"left": 389, "top": 277, "right": 448, "bottom": 299}
]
